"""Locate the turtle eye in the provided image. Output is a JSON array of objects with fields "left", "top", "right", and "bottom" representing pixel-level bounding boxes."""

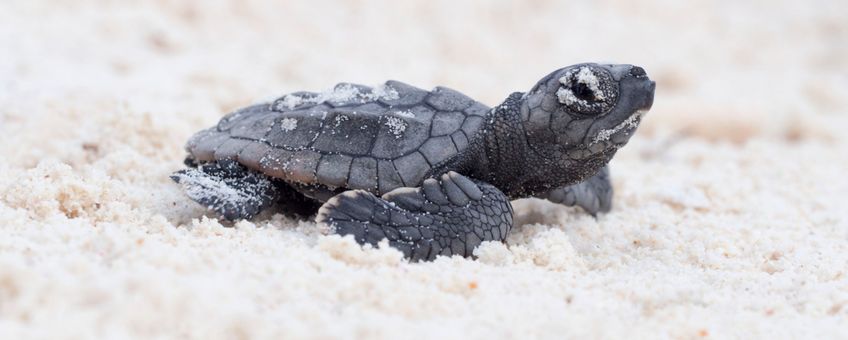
[
  {"left": 571, "top": 82, "right": 596, "bottom": 102},
  {"left": 556, "top": 66, "right": 618, "bottom": 116}
]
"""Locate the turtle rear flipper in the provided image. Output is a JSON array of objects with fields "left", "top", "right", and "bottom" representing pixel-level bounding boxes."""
[
  {"left": 316, "top": 171, "right": 513, "bottom": 261},
  {"left": 171, "top": 160, "right": 279, "bottom": 220}
]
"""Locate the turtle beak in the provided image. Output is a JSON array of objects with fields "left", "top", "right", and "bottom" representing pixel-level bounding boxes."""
[
  {"left": 627, "top": 65, "right": 655, "bottom": 112},
  {"left": 640, "top": 80, "right": 655, "bottom": 111},
  {"left": 609, "top": 64, "right": 655, "bottom": 112}
]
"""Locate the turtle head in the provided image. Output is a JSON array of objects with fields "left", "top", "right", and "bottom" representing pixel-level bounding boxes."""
[{"left": 520, "top": 63, "right": 654, "bottom": 172}]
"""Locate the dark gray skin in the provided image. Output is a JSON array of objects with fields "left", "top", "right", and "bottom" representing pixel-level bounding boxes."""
[{"left": 172, "top": 63, "right": 655, "bottom": 261}]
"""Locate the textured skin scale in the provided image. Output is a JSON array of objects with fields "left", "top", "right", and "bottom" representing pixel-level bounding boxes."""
[{"left": 173, "top": 64, "right": 656, "bottom": 261}]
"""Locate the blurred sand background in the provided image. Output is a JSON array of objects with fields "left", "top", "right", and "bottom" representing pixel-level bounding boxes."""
[{"left": 1, "top": 0, "right": 847, "bottom": 338}]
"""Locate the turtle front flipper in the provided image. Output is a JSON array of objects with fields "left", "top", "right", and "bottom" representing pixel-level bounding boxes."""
[
  {"left": 540, "top": 166, "right": 613, "bottom": 216},
  {"left": 316, "top": 171, "right": 513, "bottom": 261}
]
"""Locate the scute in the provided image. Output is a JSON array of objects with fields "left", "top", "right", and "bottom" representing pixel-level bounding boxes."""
[
  {"left": 258, "top": 149, "right": 295, "bottom": 178},
  {"left": 311, "top": 110, "right": 381, "bottom": 156},
  {"left": 377, "top": 160, "right": 405, "bottom": 193},
  {"left": 316, "top": 153, "right": 353, "bottom": 188},
  {"left": 451, "top": 131, "right": 469, "bottom": 151},
  {"left": 264, "top": 111, "right": 324, "bottom": 149},
  {"left": 271, "top": 91, "right": 319, "bottom": 112},
  {"left": 214, "top": 138, "right": 252, "bottom": 161},
  {"left": 185, "top": 127, "right": 216, "bottom": 154},
  {"left": 419, "top": 136, "right": 458, "bottom": 165},
  {"left": 348, "top": 157, "right": 378, "bottom": 193},
  {"left": 425, "top": 86, "right": 475, "bottom": 111},
  {"left": 431, "top": 111, "right": 465, "bottom": 136},
  {"left": 287, "top": 150, "right": 322, "bottom": 184},
  {"left": 237, "top": 142, "right": 271, "bottom": 171},
  {"left": 230, "top": 113, "right": 276, "bottom": 140},
  {"left": 189, "top": 131, "right": 230, "bottom": 162},
  {"left": 325, "top": 83, "right": 374, "bottom": 107},
  {"left": 379, "top": 80, "right": 428, "bottom": 106},
  {"left": 464, "top": 102, "right": 490, "bottom": 117},
  {"left": 217, "top": 104, "right": 267, "bottom": 131},
  {"left": 370, "top": 105, "right": 435, "bottom": 159},
  {"left": 393, "top": 152, "right": 430, "bottom": 187},
  {"left": 461, "top": 115, "right": 485, "bottom": 136}
]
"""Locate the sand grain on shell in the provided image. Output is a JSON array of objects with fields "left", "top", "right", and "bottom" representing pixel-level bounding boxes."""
[
  {"left": 279, "top": 118, "right": 298, "bottom": 131},
  {"left": 276, "top": 84, "right": 399, "bottom": 110},
  {"left": 383, "top": 116, "right": 408, "bottom": 138}
]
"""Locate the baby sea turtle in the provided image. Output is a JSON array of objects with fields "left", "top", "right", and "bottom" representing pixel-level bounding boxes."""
[{"left": 172, "top": 63, "right": 655, "bottom": 261}]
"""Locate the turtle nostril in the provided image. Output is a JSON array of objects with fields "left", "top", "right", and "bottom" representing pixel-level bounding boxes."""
[{"left": 630, "top": 66, "right": 647, "bottom": 78}]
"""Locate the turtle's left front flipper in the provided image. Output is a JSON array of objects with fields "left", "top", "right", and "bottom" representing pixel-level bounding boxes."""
[
  {"left": 317, "top": 172, "right": 513, "bottom": 261},
  {"left": 540, "top": 166, "right": 613, "bottom": 216}
]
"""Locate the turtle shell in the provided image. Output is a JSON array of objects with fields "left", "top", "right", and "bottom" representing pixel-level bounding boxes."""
[{"left": 186, "top": 81, "right": 489, "bottom": 195}]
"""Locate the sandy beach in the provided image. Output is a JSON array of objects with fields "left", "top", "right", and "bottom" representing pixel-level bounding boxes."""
[{"left": 1, "top": 0, "right": 847, "bottom": 338}]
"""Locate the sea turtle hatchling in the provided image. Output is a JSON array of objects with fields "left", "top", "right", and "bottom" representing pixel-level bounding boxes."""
[{"left": 172, "top": 63, "right": 655, "bottom": 261}]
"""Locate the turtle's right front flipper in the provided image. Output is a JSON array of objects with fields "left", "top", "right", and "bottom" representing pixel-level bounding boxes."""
[
  {"left": 541, "top": 166, "right": 613, "bottom": 216},
  {"left": 316, "top": 172, "right": 513, "bottom": 261}
]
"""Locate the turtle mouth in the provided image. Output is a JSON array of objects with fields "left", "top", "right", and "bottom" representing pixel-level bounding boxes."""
[
  {"left": 612, "top": 112, "right": 643, "bottom": 145},
  {"left": 590, "top": 110, "right": 644, "bottom": 146}
]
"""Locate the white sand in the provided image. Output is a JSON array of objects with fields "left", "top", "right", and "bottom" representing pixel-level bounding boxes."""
[
  {"left": 279, "top": 118, "right": 298, "bottom": 132},
  {"left": 1, "top": 1, "right": 847, "bottom": 339},
  {"left": 277, "top": 83, "right": 398, "bottom": 111}
]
